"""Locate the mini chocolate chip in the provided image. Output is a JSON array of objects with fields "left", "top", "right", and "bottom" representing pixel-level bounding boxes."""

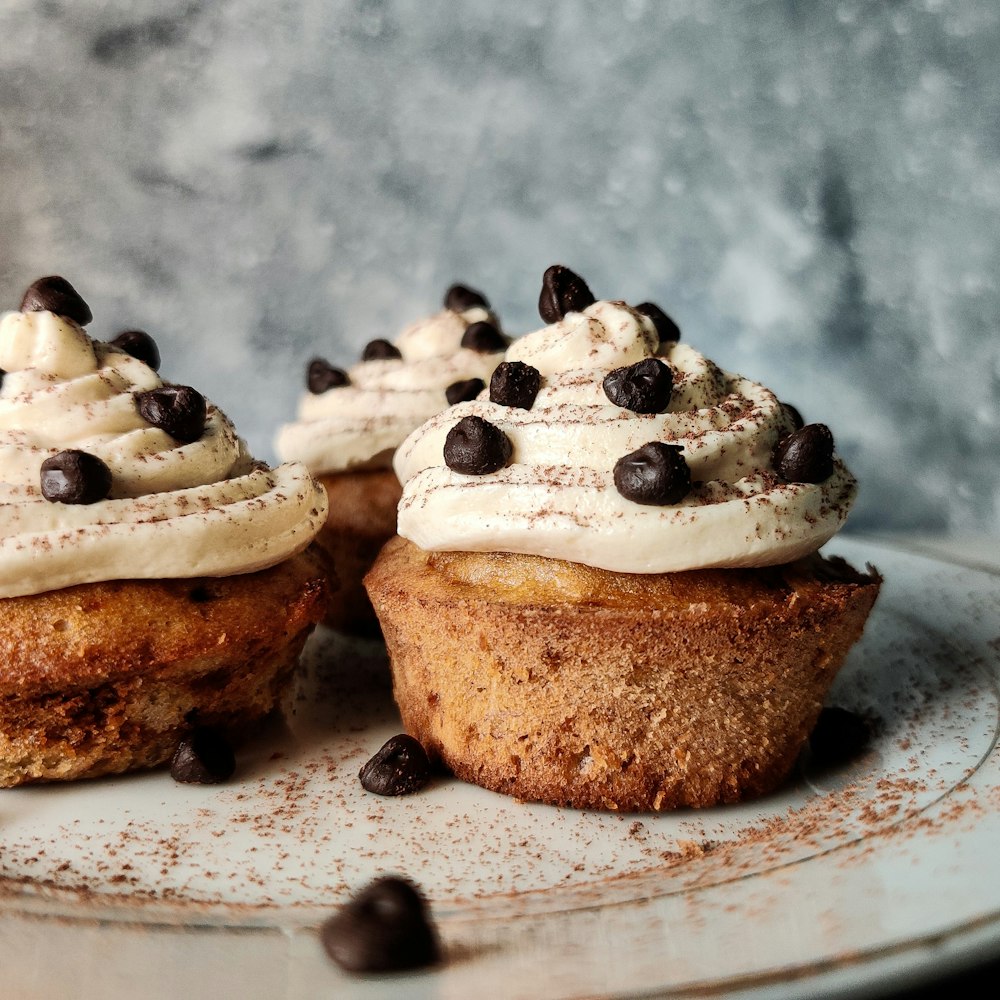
[
  {"left": 538, "top": 265, "right": 596, "bottom": 323},
  {"left": 136, "top": 385, "right": 207, "bottom": 443},
  {"left": 603, "top": 358, "right": 673, "bottom": 414},
  {"left": 489, "top": 360, "right": 541, "bottom": 410},
  {"left": 307, "top": 357, "right": 350, "bottom": 394},
  {"left": 445, "top": 377, "right": 485, "bottom": 405},
  {"left": 460, "top": 320, "right": 507, "bottom": 353},
  {"left": 40, "top": 450, "right": 112, "bottom": 505},
  {"left": 170, "top": 727, "right": 236, "bottom": 784},
  {"left": 809, "top": 707, "right": 871, "bottom": 767},
  {"left": 111, "top": 329, "right": 161, "bottom": 371},
  {"left": 634, "top": 302, "right": 680, "bottom": 345},
  {"left": 443, "top": 415, "right": 511, "bottom": 475},
  {"left": 773, "top": 423, "right": 835, "bottom": 483},
  {"left": 444, "top": 283, "right": 490, "bottom": 312},
  {"left": 361, "top": 338, "right": 402, "bottom": 361},
  {"left": 613, "top": 442, "right": 691, "bottom": 505},
  {"left": 321, "top": 876, "right": 440, "bottom": 973},
  {"left": 359, "top": 734, "right": 431, "bottom": 796},
  {"left": 781, "top": 402, "right": 805, "bottom": 430},
  {"left": 20, "top": 275, "right": 93, "bottom": 326}
]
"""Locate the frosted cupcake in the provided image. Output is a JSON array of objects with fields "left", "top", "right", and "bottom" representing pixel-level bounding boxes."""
[
  {"left": 276, "top": 284, "right": 507, "bottom": 633},
  {"left": 366, "top": 266, "right": 881, "bottom": 810},
  {"left": 0, "top": 277, "right": 329, "bottom": 786}
]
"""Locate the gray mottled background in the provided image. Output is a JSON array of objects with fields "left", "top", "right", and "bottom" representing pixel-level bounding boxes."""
[{"left": 1, "top": 0, "right": 997, "bottom": 537}]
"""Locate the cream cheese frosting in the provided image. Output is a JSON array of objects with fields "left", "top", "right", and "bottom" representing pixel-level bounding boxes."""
[
  {"left": 394, "top": 298, "right": 858, "bottom": 572},
  {"left": 275, "top": 305, "right": 505, "bottom": 475},
  {"left": 0, "top": 306, "right": 327, "bottom": 598}
]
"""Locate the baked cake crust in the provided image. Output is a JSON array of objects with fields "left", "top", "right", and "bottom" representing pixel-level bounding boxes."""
[
  {"left": 366, "top": 537, "right": 881, "bottom": 810},
  {"left": 0, "top": 547, "right": 329, "bottom": 786}
]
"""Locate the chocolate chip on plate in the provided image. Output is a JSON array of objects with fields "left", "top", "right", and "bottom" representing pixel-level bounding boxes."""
[
  {"left": 307, "top": 357, "right": 350, "bottom": 394},
  {"left": 359, "top": 734, "right": 432, "bottom": 796},
  {"left": 538, "top": 265, "right": 596, "bottom": 323},
  {"left": 634, "top": 302, "right": 680, "bottom": 345},
  {"left": 460, "top": 320, "right": 507, "bottom": 353},
  {"left": 170, "top": 727, "right": 236, "bottom": 784},
  {"left": 772, "top": 423, "right": 835, "bottom": 483},
  {"left": 20, "top": 276, "right": 93, "bottom": 326},
  {"left": 444, "top": 415, "right": 512, "bottom": 475},
  {"left": 489, "top": 360, "right": 541, "bottom": 410},
  {"left": 40, "top": 450, "right": 113, "bottom": 505},
  {"left": 320, "top": 876, "right": 440, "bottom": 973},
  {"left": 613, "top": 442, "right": 691, "bottom": 505},
  {"left": 603, "top": 358, "right": 673, "bottom": 414},
  {"left": 361, "top": 338, "right": 402, "bottom": 361},
  {"left": 808, "top": 707, "right": 871, "bottom": 767},
  {"left": 445, "top": 377, "right": 485, "bottom": 406},
  {"left": 136, "top": 385, "right": 207, "bottom": 443},
  {"left": 444, "top": 283, "right": 490, "bottom": 312},
  {"left": 111, "top": 329, "right": 161, "bottom": 371}
]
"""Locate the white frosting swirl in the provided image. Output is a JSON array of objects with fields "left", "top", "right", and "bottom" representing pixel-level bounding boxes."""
[
  {"left": 394, "top": 300, "right": 858, "bottom": 572},
  {"left": 0, "top": 309, "right": 327, "bottom": 598},
  {"left": 275, "top": 306, "right": 504, "bottom": 474}
]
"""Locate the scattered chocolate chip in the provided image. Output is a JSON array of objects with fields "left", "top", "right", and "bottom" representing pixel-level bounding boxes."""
[
  {"left": 445, "top": 377, "right": 485, "bottom": 406},
  {"left": 361, "top": 338, "right": 402, "bottom": 361},
  {"left": 320, "top": 877, "right": 440, "bottom": 973},
  {"left": 613, "top": 442, "right": 691, "bottom": 505},
  {"left": 40, "top": 450, "right": 113, "bottom": 505},
  {"left": 489, "top": 360, "right": 541, "bottom": 410},
  {"left": 135, "top": 385, "right": 207, "bottom": 443},
  {"left": 538, "top": 265, "right": 596, "bottom": 322},
  {"left": 111, "top": 329, "right": 161, "bottom": 371},
  {"left": 634, "top": 302, "right": 680, "bottom": 344},
  {"left": 444, "top": 283, "right": 489, "bottom": 312},
  {"left": 170, "top": 727, "right": 236, "bottom": 784},
  {"left": 781, "top": 402, "right": 805, "bottom": 430},
  {"left": 603, "top": 358, "right": 673, "bottom": 414},
  {"left": 359, "top": 734, "right": 432, "bottom": 796},
  {"left": 20, "top": 275, "right": 93, "bottom": 326},
  {"left": 809, "top": 707, "right": 871, "bottom": 767},
  {"left": 443, "top": 415, "right": 511, "bottom": 475},
  {"left": 773, "top": 423, "right": 835, "bottom": 483},
  {"left": 307, "top": 357, "right": 350, "bottom": 394},
  {"left": 460, "top": 320, "right": 507, "bottom": 353}
]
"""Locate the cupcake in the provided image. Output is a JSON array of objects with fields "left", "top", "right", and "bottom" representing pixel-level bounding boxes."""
[
  {"left": 0, "top": 276, "right": 329, "bottom": 786},
  {"left": 366, "top": 266, "right": 881, "bottom": 810},
  {"left": 276, "top": 284, "right": 507, "bottom": 633}
]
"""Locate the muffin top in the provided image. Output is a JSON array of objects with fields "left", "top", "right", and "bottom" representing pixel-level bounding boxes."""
[
  {"left": 275, "top": 284, "right": 507, "bottom": 475},
  {"left": 0, "top": 276, "right": 327, "bottom": 598},
  {"left": 393, "top": 266, "right": 858, "bottom": 573}
]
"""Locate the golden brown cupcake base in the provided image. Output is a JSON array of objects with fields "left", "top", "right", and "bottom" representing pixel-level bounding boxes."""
[
  {"left": 366, "top": 538, "right": 881, "bottom": 811},
  {"left": 315, "top": 469, "right": 401, "bottom": 634},
  {"left": 0, "top": 548, "right": 328, "bottom": 786}
]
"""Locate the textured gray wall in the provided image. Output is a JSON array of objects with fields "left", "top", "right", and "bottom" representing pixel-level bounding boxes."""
[{"left": 1, "top": 0, "right": 997, "bottom": 536}]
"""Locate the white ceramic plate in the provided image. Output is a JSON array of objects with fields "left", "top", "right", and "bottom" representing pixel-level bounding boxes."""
[{"left": 2, "top": 536, "right": 999, "bottom": 1000}]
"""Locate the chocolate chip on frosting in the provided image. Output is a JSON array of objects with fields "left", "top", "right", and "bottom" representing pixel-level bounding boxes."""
[
  {"left": 634, "top": 302, "right": 681, "bottom": 345},
  {"left": 445, "top": 377, "right": 485, "bottom": 405},
  {"left": 320, "top": 876, "right": 440, "bottom": 973},
  {"left": 20, "top": 276, "right": 93, "bottom": 327},
  {"left": 40, "top": 450, "right": 112, "bottom": 505},
  {"left": 460, "top": 320, "right": 507, "bottom": 353},
  {"left": 613, "top": 442, "right": 691, "bottom": 505},
  {"left": 135, "top": 385, "right": 207, "bottom": 444},
  {"left": 538, "top": 265, "right": 596, "bottom": 323},
  {"left": 170, "top": 727, "right": 236, "bottom": 784},
  {"left": 361, "top": 338, "right": 402, "bottom": 361},
  {"left": 444, "top": 283, "right": 490, "bottom": 312},
  {"left": 444, "top": 415, "right": 511, "bottom": 475},
  {"left": 359, "top": 734, "right": 431, "bottom": 796},
  {"left": 603, "top": 358, "right": 673, "bottom": 414},
  {"left": 490, "top": 360, "right": 541, "bottom": 410},
  {"left": 781, "top": 402, "right": 805, "bottom": 430},
  {"left": 773, "top": 423, "right": 835, "bottom": 483},
  {"left": 111, "top": 329, "right": 161, "bottom": 371},
  {"left": 307, "top": 357, "right": 350, "bottom": 394}
]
